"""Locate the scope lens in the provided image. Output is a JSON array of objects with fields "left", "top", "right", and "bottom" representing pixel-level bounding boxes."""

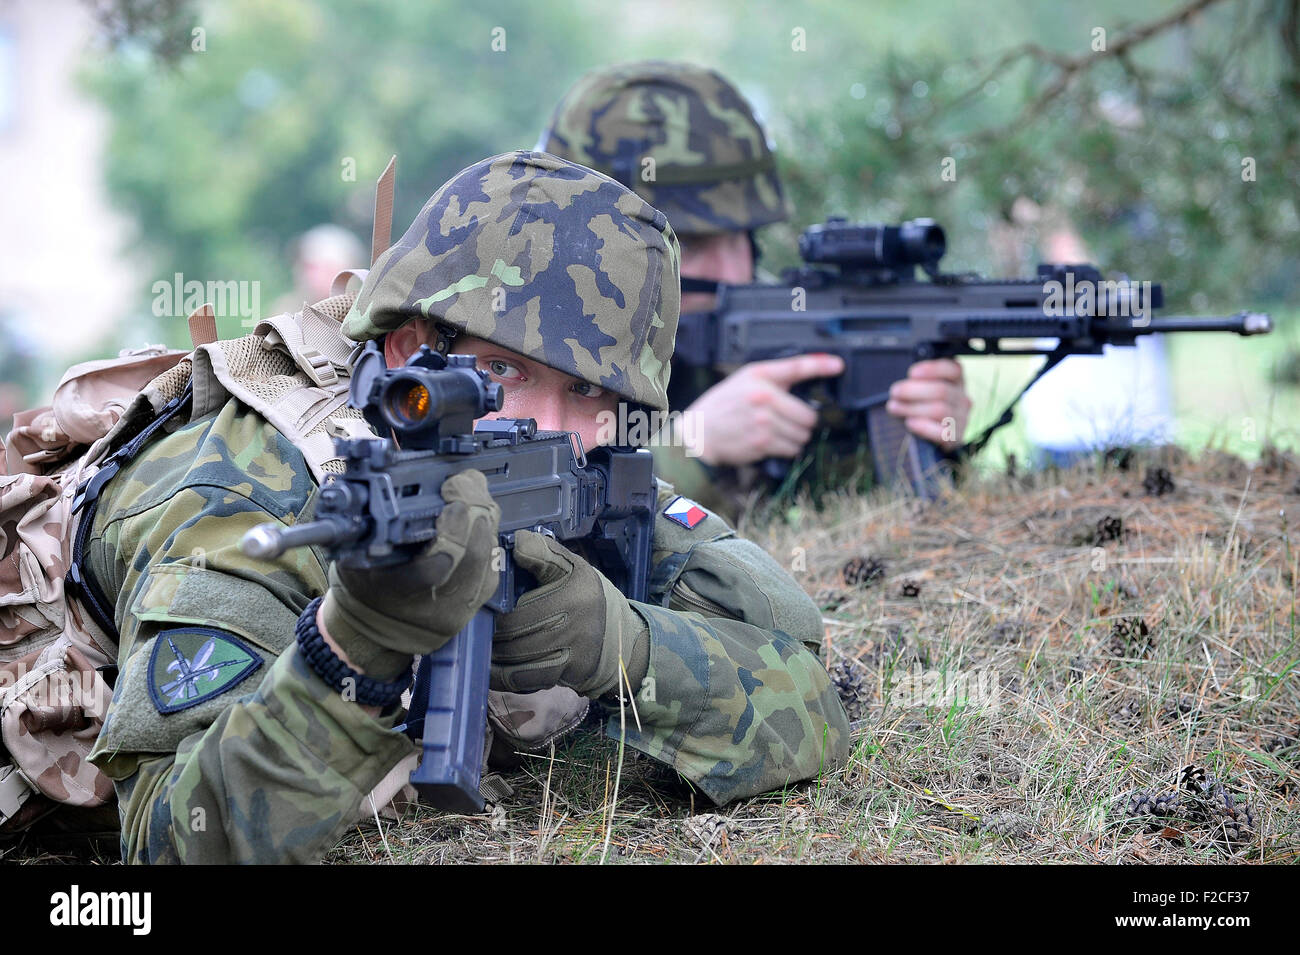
[{"left": 388, "top": 380, "right": 432, "bottom": 424}]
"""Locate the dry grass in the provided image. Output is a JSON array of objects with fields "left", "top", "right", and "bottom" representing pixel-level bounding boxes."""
[
  {"left": 7, "top": 446, "right": 1296, "bottom": 865},
  {"left": 321, "top": 445, "right": 1298, "bottom": 864}
]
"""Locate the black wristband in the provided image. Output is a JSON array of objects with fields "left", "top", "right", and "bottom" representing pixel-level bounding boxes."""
[{"left": 295, "top": 597, "right": 412, "bottom": 708}]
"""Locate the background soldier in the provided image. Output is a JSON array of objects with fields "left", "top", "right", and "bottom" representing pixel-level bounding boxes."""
[
  {"left": 84, "top": 151, "right": 849, "bottom": 863},
  {"left": 539, "top": 61, "right": 974, "bottom": 514}
]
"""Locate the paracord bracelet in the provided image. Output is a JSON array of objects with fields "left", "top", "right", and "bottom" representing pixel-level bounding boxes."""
[{"left": 295, "top": 597, "right": 412, "bottom": 708}]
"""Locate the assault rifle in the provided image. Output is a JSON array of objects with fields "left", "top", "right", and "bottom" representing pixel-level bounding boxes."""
[
  {"left": 240, "top": 342, "right": 656, "bottom": 812},
  {"left": 675, "top": 217, "right": 1272, "bottom": 497}
]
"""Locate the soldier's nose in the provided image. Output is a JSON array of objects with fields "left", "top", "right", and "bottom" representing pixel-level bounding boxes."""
[{"left": 509, "top": 391, "right": 565, "bottom": 432}]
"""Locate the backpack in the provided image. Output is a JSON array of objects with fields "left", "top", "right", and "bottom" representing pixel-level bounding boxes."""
[
  {"left": 0, "top": 154, "right": 405, "bottom": 836},
  {"left": 0, "top": 284, "right": 381, "bottom": 833}
]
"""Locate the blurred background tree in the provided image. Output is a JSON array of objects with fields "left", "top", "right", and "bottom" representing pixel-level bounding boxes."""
[{"left": 56, "top": 0, "right": 1300, "bottom": 458}]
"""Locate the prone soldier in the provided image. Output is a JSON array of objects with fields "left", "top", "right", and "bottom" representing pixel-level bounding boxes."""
[{"left": 82, "top": 150, "right": 850, "bottom": 863}]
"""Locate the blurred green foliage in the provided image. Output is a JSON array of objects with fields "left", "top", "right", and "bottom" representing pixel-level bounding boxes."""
[{"left": 82, "top": 0, "right": 1298, "bottom": 346}]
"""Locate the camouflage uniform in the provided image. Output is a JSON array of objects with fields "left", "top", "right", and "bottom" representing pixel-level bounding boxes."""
[{"left": 85, "top": 152, "right": 848, "bottom": 864}]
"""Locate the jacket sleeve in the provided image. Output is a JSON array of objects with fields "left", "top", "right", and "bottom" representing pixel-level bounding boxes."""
[
  {"left": 604, "top": 490, "right": 850, "bottom": 805},
  {"left": 86, "top": 402, "right": 415, "bottom": 864}
]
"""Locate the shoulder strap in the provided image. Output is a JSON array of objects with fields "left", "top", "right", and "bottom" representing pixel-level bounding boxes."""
[
  {"left": 188, "top": 303, "right": 218, "bottom": 348},
  {"left": 65, "top": 385, "right": 195, "bottom": 643}
]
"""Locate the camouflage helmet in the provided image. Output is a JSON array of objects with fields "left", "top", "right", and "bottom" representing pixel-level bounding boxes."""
[
  {"left": 539, "top": 61, "right": 790, "bottom": 236},
  {"left": 344, "top": 150, "right": 680, "bottom": 411}
]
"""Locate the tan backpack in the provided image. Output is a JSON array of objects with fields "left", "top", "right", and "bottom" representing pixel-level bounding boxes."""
[{"left": 0, "top": 344, "right": 189, "bottom": 830}]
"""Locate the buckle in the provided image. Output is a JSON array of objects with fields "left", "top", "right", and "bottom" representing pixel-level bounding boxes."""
[{"left": 300, "top": 350, "right": 339, "bottom": 387}]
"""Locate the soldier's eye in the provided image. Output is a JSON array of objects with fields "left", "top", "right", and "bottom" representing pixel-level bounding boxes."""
[
  {"left": 571, "top": 381, "right": 606, "bottom": 398},
  {"left": 487, "top": 359, "right": 523, "bottom": 380}
]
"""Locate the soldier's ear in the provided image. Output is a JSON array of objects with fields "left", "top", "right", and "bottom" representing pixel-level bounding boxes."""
[{"left": 383, "top": 321, "right": 428, "bottom": 368}]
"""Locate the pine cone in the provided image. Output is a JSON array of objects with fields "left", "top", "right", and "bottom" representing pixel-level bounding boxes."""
[
  {"left": 1103, "top": 446, "right": 1135, "bottom": 471},
  {"left": 988, "top": 620, "right": 1025, "bottom": 644},
  {"left": 1107, "top": 618, "right": 1154, "bottom": 658},
  {"left": 1067, "top": 655, "right": 1088, "bottom": 683},
  {"left": 1162, "top": 696, "right": 1197, "bottom": 722},
  {"left": 843, "top": 555, "right": 887, "bottom": 587},
  {"left": 1095, "top": 515, "right": 1124, "bottom": 544},
  {"left": 684, "top": 813, "right": 728, "bottom": 849},
  {"left": 815, "top": 587, "right": 847, "bottom": 611},
  {"left": 1210, "top": 791, "right": 1256, "bottom": 846},
  {"left": 899, "top": 578, "right": 922, "bottom": 598},
  {"left": 830, "top": 659, "right": 872, "bottom": 722},
  {"left": 1180, "top": 765, "right": 1212, "bottom": 796},
  {"left": 1143, "top": 467, "right": 1175, "bottom": 496},
  {"left": 1126, "top": 791, "right": 1156, "bottom": 817},
  {"left": 975, "top": 811, "right": 1027, "bottom": 838}
]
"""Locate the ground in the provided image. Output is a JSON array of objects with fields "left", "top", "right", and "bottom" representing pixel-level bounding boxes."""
[
  {"left": 6, "top": 445, "right": 1294, "bottom": 865},
  {"left": 317, "top": 444, "right": 1297, "bottom": 864}
]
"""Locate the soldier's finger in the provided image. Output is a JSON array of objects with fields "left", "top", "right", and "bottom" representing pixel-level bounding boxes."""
[
  {"left": 766, "top": 409, "right": 816, "bottom": 447},
  {"left": 903, "top": 416, "right": 948, "bottom": 445},
  {"left": 907, "top": 358, "right": 964, "bottom": 383},
  {"left": 759, "top": 434, "right": 808, "bottom": 459},
  {"left": 441, "top": 468, "right": 498, "bottom": 512},
  {"left": 750, "top": 353, "right": 844, "bottom": 389},
  {"left": 509, "top": 529, "right": 575, "bottom": 590},
  {"left": 766, "top": 387, "right": 821, "bottom": 429},
  {"left": 887, "top": 398, "right": 953, "bottom": 423},
  {"left": 889, "top": 377, "right": 958, "bottom": 404}
]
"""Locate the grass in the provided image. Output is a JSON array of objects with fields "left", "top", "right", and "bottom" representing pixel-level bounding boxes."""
[{"left": 316, "top": 443, "right": 1299, "bottom": 865}]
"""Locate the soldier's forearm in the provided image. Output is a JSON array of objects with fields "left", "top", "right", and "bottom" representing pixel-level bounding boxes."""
[{"left": 113, "top": 646, "right": 415, "bottom": 864}]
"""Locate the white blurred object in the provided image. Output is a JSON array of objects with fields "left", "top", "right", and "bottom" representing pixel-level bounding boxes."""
[
  {"left": 1016, "top": 218, "right": 1177, "bottom": 455},
  {"left": 1021, "top": 335, "right": 1176, "bottom": 453}
]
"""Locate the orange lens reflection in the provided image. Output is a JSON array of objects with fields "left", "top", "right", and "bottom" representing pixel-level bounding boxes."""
[{"left": 401, "top": 383, "right": 431, "bottom": 421}]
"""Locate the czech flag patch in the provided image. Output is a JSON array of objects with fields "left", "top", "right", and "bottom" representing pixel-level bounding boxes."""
[{"left": 663, "top": 496, "right": 707, "bottom": 529}]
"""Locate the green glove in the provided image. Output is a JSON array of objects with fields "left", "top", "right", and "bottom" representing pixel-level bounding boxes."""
[
  {"left": 491, "top": 530, "right": 650, "bottom": 698},
  {"left": 320, "top": 469, "right": 501, "bottom": 679}
]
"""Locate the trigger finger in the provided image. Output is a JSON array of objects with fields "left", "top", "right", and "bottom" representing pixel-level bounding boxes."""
[{"left": 510, "top": 530, "right": 574, "bottom": 588}]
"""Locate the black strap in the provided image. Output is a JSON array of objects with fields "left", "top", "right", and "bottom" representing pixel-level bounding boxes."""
[
  {"left": 65, "top": 385, "right": 195, "bottom": 643},
  {"left": 958, "top": 347, "right": 1070, "bottom": 459}
]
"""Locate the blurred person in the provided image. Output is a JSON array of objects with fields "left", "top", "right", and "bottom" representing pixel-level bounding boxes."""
[
  {"left": 1018, "top": 222, "right": 1176, "bottom": 467},
  {"left": 273, "top": 224, "right": 367, "bottom": 314}
]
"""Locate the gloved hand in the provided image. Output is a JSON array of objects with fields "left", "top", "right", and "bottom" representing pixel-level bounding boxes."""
[
  {"left": 320, "top": 469, "right": 501, "bottom": 679},
  {"left": 491, "top": 530, "right": 650, "bottom": 699}
]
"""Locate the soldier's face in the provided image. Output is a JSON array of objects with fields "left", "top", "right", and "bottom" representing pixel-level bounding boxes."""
[
  {"left": 451, "top": 337, "right": 622, "bottom": 451},
  {"left": 678, "top": 231, "right": 754, "bottom": 313},
  {"left": 384, "top": 323, "right": 620, "bottom": 451}
]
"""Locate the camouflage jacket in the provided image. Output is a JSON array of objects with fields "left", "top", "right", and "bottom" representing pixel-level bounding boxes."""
[{"left": 85, "top": 396, "right": 849, "bottom": 864}]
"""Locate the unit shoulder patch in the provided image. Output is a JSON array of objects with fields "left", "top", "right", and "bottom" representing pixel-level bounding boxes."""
[
  {"left": 663, "top": 495, "right": 707, "bottom": 529},
  {"left": 147, "top": 627, "right": 263, "bottom": 714}
]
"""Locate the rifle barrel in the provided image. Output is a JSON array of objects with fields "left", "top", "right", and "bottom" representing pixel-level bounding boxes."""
[
  {"left": 240, "top": 520, "right": 349, "bottom": 560},
  {"left": 1143, "top": 311, "right": 1272, "bottom": 336}
]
